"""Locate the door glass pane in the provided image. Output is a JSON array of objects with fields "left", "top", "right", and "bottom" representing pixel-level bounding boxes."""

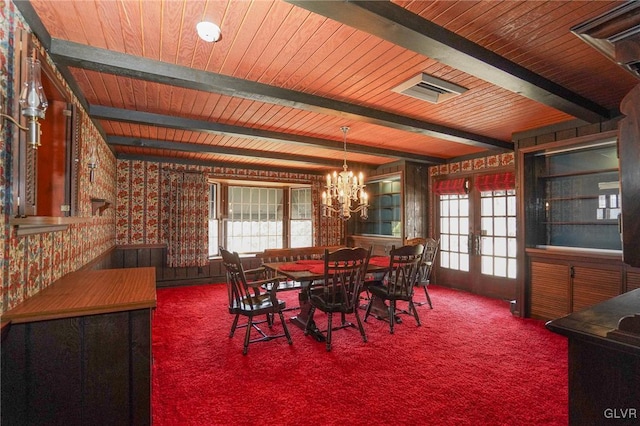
[
  {"left": 507, "top": 217, "right": 517, "bottom": 237},
  {"left": 480, "top": 189, "right": 517, "bottom": 278},
  {"left": 508, "top": 258, "right": 517, "bottom": 279},
  {"left": 508, "top": 238, "right": 517, "bottom": 257},
  {"left": 481, "top": 197, "right": 493, "bottom": 215},
  {"left": 450, "top": 217, "right": 459, "bottom": 234},
  {"left": 507, "top": 193, "right": 516, "bottom": 215},
  {"left": 450, "top": 199, "right": 459, "bottom": 216},
  {"left": 494, "top": 217, "right": 507, "bottom": 236},
  {"left": 481, "top": 255, "right": 493, "bottom": 275},
  {"left": 460, "top": 217, "right": 469, "bottom": 233},
  {"left": 450, "top": 252, "right": 459, "bottom": 270},
  {"left": 441, "top": 252, "right": 450, "bottom": 268},
  {"left": 459, "top": 253, "right": 469, "bottom": 272},
  {"left": 441, "top": 217, "right": 449, "bottom": 233},
  {"left": 441, "top": 234, "right": 449, "bottom": 251},
  {"left": 494, "top": 237, "right": 507, "bottom": 256},
  {"left": 481, "top": 236, "right": 493, "bottom": 256},
  {"left": 494, "top": 257, "right": 507, "bottom": 277},
  {"left": 481, "top": 217, "right": 493, "bottom": 236},
  {"left": 494, "top": 196, "right": 506, "bottom": 216},
  {"left": 439, "top": 194, "right": 469, "bottom": 272}
]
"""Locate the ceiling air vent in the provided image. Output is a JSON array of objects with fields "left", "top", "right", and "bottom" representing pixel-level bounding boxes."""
[{"left": 392, "top": 73, "right": 468, "bottom": 104}]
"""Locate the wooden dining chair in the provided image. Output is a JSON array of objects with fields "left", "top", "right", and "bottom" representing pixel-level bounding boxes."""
[
  {"left": 365, "top": 243, "right": 424, "bottom": 334},
  {"left": 405, "top": 237, "right": 439, "bottom": 308},
  {"left": 220, "top": 248, "right": 293, "bottom": 355},
  {"left": 305, "top": 246, "right": 372, "bottom": 351}
]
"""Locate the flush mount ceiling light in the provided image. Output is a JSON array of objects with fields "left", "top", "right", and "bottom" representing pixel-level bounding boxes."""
[{"left": 196, "top": 21, "right": 221, "bottom": 42}]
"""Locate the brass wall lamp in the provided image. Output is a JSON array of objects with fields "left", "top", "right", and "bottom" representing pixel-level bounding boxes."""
[{"left": 0, "top": 53, "right": 48, "bottom": 148}]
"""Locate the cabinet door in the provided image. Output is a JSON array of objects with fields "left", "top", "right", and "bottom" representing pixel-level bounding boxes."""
[
  {"left": 530, "top": 261, "right": 571, "bottom": 319},
  {"left": 627, "top": 269, "right": 640, "bottom": 292},
  {"left": 572, "top": 265, "right": 621, "bottom": 312}
]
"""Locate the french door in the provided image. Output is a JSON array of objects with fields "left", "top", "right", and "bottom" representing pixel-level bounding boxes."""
[{"left": 436, "top": 176, "right": 517, "bottom": 300}]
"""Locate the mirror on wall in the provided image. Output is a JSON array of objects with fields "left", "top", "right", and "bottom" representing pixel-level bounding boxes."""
[{"left": 11, "top": 30, "right": 78, "bottom": 219}]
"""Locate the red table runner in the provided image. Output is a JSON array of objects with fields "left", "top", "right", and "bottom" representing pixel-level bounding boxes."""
[{"left": 368, "top": 256, "right": 390, "bottom": 267}]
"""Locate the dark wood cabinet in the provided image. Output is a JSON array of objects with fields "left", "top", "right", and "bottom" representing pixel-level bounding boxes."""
[
  {"left": 1, "top": 268, "right": 156, "bottom": 425},
  {"left": 518, "top": 131, "right": 628, "bottom": 320},
  {"left": 528, "top": 249, "right": 623, "bottom": 320},
  {"left": 547, "top": 289, "right": 640, "bottom": 425}
]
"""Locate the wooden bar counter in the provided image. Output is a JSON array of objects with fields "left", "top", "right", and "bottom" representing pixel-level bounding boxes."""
[
  {"left": 1, "top": 267, "right": 156, "bottom": 426},
  {"left": 546, "top": 288, "right": 640, "bottom": 425}
]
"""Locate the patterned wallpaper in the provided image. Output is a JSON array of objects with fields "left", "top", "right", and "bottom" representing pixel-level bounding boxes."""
[
  {"left": 116, "top": 160, "right": 343, "bottom": 248},
  {"left": 0, "top": 1, "right": 116, "bottom": 314},
  {"left": 429, "top": 152, "right": 516, "bottom": 177}
]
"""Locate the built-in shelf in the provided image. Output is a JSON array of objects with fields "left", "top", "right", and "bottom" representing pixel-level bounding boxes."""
[
  {"left": 356, "top": 175, "right": 402, "bottom": 237},
  {"left": 91, "top": 198, "right": 112, "bottom": 216},
  {"left": 9, "top": 216, "right": 89, "bottom": 236},
  {"left": 523, "top": 137, "right": 621, "bottom": 251}
]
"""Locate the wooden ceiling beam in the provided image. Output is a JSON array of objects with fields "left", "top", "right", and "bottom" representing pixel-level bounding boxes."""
[
  {"left": 91, "top": 105, "right": 443, "bottom": 165},
  {"left": 108, "top": 136, "right": 374, "bottom": 170},
  {"left": 287, "top": 0, "right": 613, "bottom": 123},
  {"left": 50, "top": 39, "right": 511, "bottom": 151}
]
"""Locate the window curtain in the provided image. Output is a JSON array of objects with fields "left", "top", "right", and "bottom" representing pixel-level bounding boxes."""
[
  {"left": 433, "top": 178, "right": 469, "bottom": 195},
  {"left": 166, "top": 171, "right": 209, "bottom": 268},
  {"left": 475, "top": 172, "right": 516, "bottom": 192},
  {"left": 312, "top": 180, "right": 343, "bottom": 246}
]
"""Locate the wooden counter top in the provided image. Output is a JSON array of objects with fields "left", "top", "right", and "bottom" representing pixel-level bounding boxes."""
[
  {"left": 546, "top": 288, "right": 640, "bottom": 356},
  {"left": 1, "top": 267, "right": 156, "bottom": 324}
]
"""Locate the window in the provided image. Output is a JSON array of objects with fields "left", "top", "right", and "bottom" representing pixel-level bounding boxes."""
[
  {"left": 208, "top": 183, "right": 313, "bottom": 255},
  {"left": 290, "top": 187, "right": 312, "bottom": 248},
  {"left": 225, "top": 186, "right": 284, "bottom": 253},
  {"left": 208, "top": 183, "right": 219, "bottom": 257}
]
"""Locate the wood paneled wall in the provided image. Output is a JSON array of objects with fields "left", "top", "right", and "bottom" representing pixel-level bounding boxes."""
[
  {"left": 403, "top": 162, "right": 429, "bottom": 240},
  {"left": 85, "top": 245, "right": 262, "bottom": 287}
]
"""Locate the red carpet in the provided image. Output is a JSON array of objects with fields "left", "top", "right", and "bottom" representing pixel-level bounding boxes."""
[{"left": 152, "top": 284, "right": 568, "bottom": 425}]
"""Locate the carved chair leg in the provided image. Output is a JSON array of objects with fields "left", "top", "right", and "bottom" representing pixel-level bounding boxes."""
[
  {"left": 304, "top": 306, "right": 316, "bottom": 336},
  {"left": 354, "top": 309, "right": 367, "bottom": 343},
  {"left": 230, "top": 313, "right": 240, "bottom": 338},
  {"left": 389, "top": 300, "right": 396, "bottom": 334},
  {"left": 279, "top": 311, "right": 293, "bottom": 345},
  {"left": 243, "top": 316, "right": 253, "bottom": 355},
  {"left": 410, "top": 301, "right": 421, "bottom": 326},
  {"left": 364, "top": 298, "right": 373, "bottom": 322},
  {"left": 326, "top": 312, "right": 333, "bottom": 352},
  {"left": 424, "top": 286, "right": 433, "bottom": 309}
]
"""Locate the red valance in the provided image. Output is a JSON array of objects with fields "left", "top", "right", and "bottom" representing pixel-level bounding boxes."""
[
  {"left": 475, "top": 172, "right": 515, "bottom": 192},
  {"left": 433, "top": 178, "right": 469, "bottom": 195}
]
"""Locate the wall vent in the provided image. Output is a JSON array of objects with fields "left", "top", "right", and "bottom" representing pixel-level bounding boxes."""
[{"left": 392, "top": 73, "right": 468, "bottom": 104}]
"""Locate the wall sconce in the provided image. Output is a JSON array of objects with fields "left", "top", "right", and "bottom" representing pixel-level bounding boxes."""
[
  {"left": 0, "top": 54, "right": 48, "bottom": 148},
  {"left": 88, "top": 145, "right": 98, "bottom": 183}
]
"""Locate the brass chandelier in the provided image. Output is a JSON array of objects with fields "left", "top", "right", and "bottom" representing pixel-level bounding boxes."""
[{"left": 321, "top": 126, "right": 368, "bottom": 220}]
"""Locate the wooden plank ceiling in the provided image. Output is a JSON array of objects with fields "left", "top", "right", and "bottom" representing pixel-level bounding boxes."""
[{"left": 18, "top": 0, "right": 638, "bottom": 174}]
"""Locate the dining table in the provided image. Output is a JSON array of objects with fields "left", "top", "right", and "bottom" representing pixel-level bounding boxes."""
[{"left": 262, "top": 256, "right": 391, "bottom": 341}]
